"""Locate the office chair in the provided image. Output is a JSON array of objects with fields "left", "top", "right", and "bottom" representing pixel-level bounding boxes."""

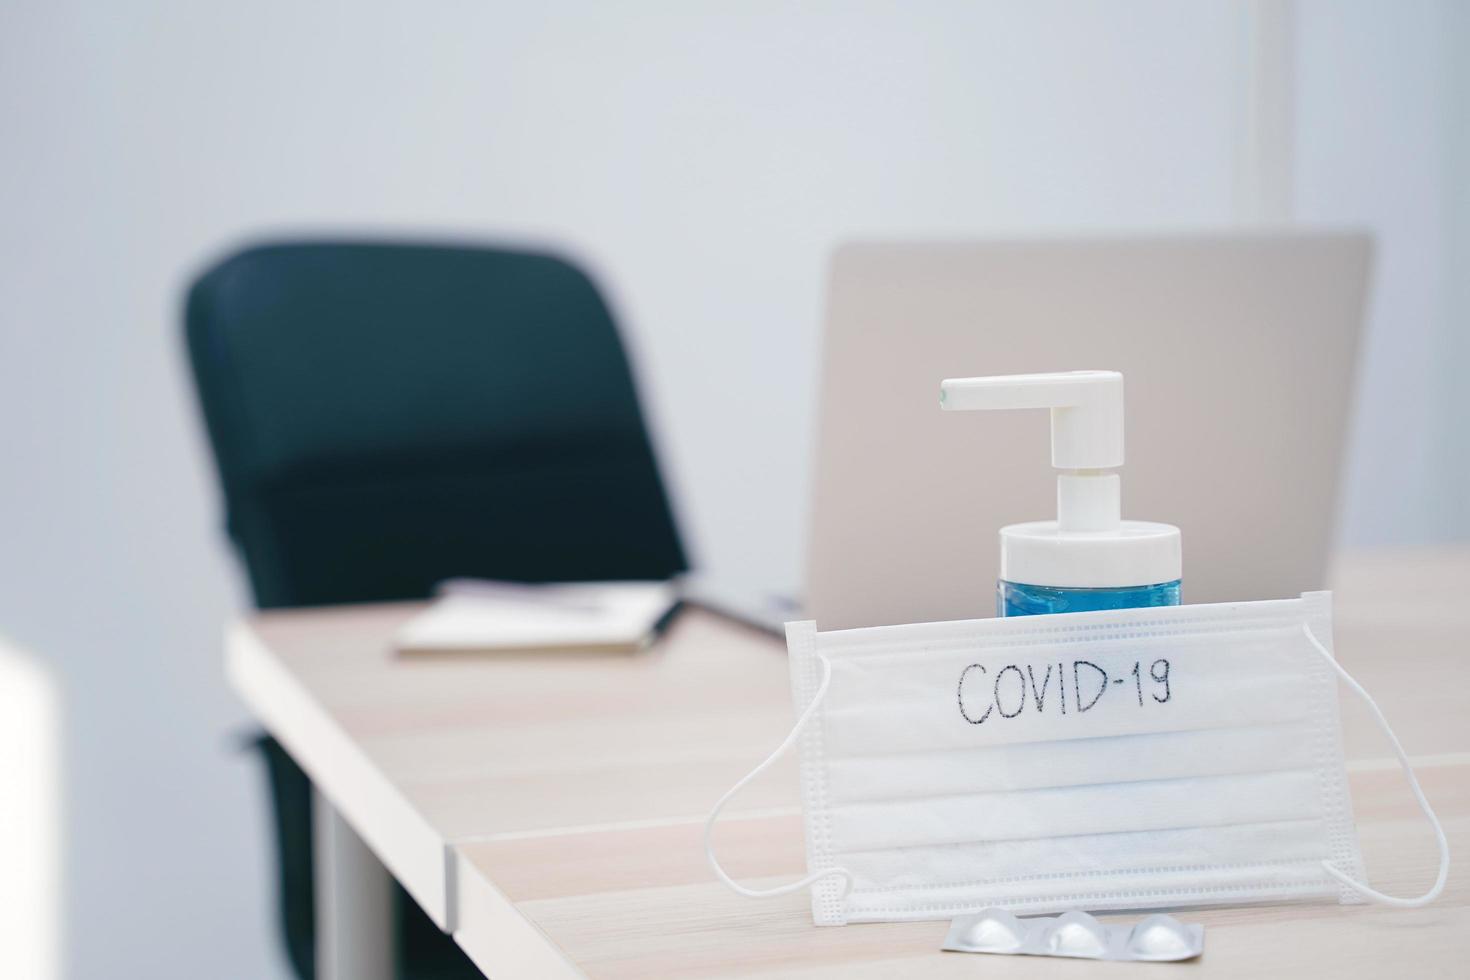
[{"left": 184, "top": 241, "right": 688, "bottom": 979}]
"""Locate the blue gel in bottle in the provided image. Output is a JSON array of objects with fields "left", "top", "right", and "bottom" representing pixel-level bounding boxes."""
[{"left": 998, "top": 579, "right": 1181, "bottom": 617}]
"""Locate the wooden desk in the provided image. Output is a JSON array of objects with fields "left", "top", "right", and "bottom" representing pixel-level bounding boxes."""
[{"left": 229, "top": 548, "right": 1469, "bottom": 978}]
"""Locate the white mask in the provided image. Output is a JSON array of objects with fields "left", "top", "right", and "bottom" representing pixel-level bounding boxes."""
[{"left": 706, "top": 592, "right": 1448, "bottom": 925}]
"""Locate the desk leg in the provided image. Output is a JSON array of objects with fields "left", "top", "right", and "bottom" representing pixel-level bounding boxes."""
[{"left": 313, "top": 787, "right": 394, "bottom": 980}]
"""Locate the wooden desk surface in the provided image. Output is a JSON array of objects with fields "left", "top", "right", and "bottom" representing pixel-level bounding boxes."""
[{"left": 229, "top": 548, "right": 1469, "bottom": 978}]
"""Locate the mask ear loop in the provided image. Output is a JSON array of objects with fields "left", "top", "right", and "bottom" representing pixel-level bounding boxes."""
[
  {"left": 1301, "top": 624, "right": 1450, "bottom": 908},
  {"left": 705, "top": 652, "right": 855, "bottom": 899}
]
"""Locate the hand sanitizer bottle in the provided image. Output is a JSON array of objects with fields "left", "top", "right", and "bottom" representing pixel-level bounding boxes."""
[{"left": 939, "top": 371, "right": 1181, "bottom": 617}]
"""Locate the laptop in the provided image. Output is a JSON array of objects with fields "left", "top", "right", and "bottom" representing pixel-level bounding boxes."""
[{"left": 805, "top": 234, "right": 1372, "bottom": 630}]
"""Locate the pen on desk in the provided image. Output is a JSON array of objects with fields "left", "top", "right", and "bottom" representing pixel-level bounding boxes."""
[{"left": 648, "top": 599, "right": 685, "bottom": 645}]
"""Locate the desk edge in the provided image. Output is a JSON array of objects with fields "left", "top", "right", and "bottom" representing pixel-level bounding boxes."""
[{"left": 226, "top": 619, "right": 452, "bottom": 930}]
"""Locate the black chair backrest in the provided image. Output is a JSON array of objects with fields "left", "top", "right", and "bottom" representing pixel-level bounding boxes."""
[{"left": 185, "top": 241, "right": 686, "bottom": 608}]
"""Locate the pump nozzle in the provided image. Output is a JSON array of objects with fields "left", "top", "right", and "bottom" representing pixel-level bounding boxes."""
[
  {"left": 939, "top": 370, "right": 1123, "bottom": 470},
  {"left": 940, "top": 370, "right": 1126, "bottom": 535}
]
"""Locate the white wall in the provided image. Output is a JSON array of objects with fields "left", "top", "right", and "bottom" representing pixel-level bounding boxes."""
[
  {"left": 0, "top": 3, "right": 1462, "bottom": 978},
  {"left": 1295, "top": 0, "right": 1470, "bottom": 544}
]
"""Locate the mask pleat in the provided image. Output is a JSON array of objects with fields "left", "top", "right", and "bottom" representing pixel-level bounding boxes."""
[
  {"left": 832, "top": 819, "right": 1330, "bottom": 887},
  {"left": 824, "top": 722, "right": 1318, "bottom": 803},
  {"left": 842, "top": 862, "right": 1337, "bottom": 921},
  {"left": 827, "top": 768, "right": 1324, "bottom": 851}
]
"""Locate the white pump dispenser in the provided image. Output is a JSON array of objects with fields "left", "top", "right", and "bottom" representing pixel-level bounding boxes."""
[{"left": 939, "top": 370, "right": 1181, "bottom": 590}]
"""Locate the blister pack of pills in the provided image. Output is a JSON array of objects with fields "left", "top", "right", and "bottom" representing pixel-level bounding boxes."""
[{"left": 942, "top": 908, "right": 1204, "bottom": 962}]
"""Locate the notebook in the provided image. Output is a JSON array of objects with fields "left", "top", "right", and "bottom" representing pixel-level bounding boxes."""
[{"left": 393, "top": 580, "right": 679, "bottom": 654}]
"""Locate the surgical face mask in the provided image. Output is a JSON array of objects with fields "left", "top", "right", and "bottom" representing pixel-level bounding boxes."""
[{"left": 706, "top": 592, "right": 1448, "bottom": 925}]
